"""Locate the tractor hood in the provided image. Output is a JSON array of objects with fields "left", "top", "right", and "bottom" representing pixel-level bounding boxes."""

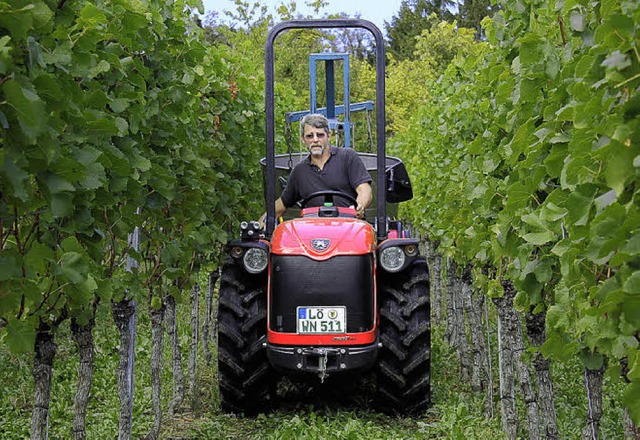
[{"left": 271, "top": 217, "right": 375, "bottom": 260}]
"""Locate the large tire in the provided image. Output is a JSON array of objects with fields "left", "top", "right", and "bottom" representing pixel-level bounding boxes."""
[
  {"left": 376, "top": 257, "right": 431, "bottom": 415},
  {"left": 217, "top": 253, "right": 275, "bottom": 414}
]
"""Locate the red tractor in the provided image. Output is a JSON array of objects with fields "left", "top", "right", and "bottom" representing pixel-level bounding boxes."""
[{"left": 217, "top": 19, "right": 430, "bottom": 415}]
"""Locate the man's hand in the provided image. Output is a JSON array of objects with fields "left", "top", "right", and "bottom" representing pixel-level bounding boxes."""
[
  {"left": 354, "top": 182, "right": 372, "bottom": 219},
  {"left": 350, "top": 203, "right": 366, "bottom": 219},
  {"left": 259, "top": 198, "right": 288, "bottom": 229}
]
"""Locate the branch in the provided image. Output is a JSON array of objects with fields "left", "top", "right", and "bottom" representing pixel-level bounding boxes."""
[
  {"left": 178, "top": 250, "right": 197, "bottom": 291},
  {"left": 557, "top": 15, "right": 566, "bottom": 46}
]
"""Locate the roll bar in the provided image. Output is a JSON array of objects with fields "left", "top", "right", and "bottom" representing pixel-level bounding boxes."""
[{"left": 264, "top": 19, "right": 387, "bottom": 242}]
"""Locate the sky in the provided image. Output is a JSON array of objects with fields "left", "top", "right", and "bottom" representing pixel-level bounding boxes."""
[{"left": 200, "top": 0, "right": 402, "bottom": 33}]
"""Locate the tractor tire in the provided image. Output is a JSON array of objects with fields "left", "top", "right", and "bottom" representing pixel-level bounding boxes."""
[
  {"left": 217, "top": 253, "right": 275, "bottom": 414},
  {"left": 376, "top": 257, "right": 431, "bottom": 415}
]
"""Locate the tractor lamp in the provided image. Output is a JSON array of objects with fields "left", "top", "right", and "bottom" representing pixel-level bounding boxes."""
[
  {"left": 243, "top": 248, "right": 269, "bottom": 274},
  {"left": 231, "top": 246, "right": 244, "bottom": 258},
  {"left": 404, "top": 244, "right": 418, "bottom": 257},
  {"left": 379, "top": 246, "right": 406, "bottom": 273}
]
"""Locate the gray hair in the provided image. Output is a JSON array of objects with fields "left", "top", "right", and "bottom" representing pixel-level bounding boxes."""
[{"left": 299, "top": 113, "right": 330, "bottom": 137}]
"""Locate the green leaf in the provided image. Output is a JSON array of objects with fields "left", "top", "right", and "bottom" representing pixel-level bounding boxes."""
[
  {"left": 601, "top": 51, "right": 631, "bottom": 71},
  {"left": 605, "top": 142, "right": 635, "bottom": 196},
  {"left": 0, "top": 3, "right": 34, "bottom": 40},
  {"left": 131, "top": 154, "right": 151, "bottom": 172},
  {"left": 569, "top": 10, "right": 585, "bottom": 32},
  {"left": 591, "top": 204, "right": 625, "bottom": 238},
  {"left": 621, "top": 234, "right": 640, "bottom": 255},
  {"left": 33, "top": 73, "right": 65, "bottom": 101},
  {"left": 4, "top": 319, "right": 36, "bottom": 354},
  {"left": 0, "top": 250, "right": 22, "bottom": 281},
  {"left": 24, "top": 242, "right": 55, "bottom": 277},
  {"left": 45, "top": 173, "right": 75, "bottom": 193},
  {"left": 2, "top": 79, "right": 47, "bottom": 140},
  {"left": 108, "top": 98, "right": 130, "bottom": 113},
  {"left": 551, "top": 239, "right": 570, "bottom": 257},
  {"left": 623, "top": 297, "right": 640, "bottom": 328},
  {"left": 89, "top": 60, "right": 110, "bottom": 79},
  {"left": 50, "top": 192, "right": 74, "bottom": 217},
  {"left": 595, "top": 190, "right": 617, "bottom": 211},
  {"left": 541, "top": 332, "right": 579, "bottom": 362},
  {"left": 78, "top": 2, "right": 107, "bottom": 26},
  {"left": 115, "top": 117, "right": 129, "bottom": 135},
  {"left": 54, "top": 252, "right": 87, "bottom": 284},
  {"left": 30, "top": 1, "right": 54, "bottom": 30},
  {"left": 2, "top": 153, "right": 30, "bottom": 201},
  {"left": 523, "top": 231, "right": 555, "bottom": 246},
  {"left": 506, "top": 181, "right": 532, "bottom": 211},
  {"left": 0, "top": 110, "right": 8, "bottom": 128},
  {"left": 628, "top": 349, "right": 640, "bottom": 382},
  {"left": 579, "top": 351, "right": 604, "bottom": 370},
  {"left": 623, "top": 381, "right": 640, "bottom": 425},
  {"left": 624, "top": 272, "right": 640, "bottom": 295},
  {"left": 566, "top": 185, "right": 597, "bottom": 225},
  {"left": 544, "top": 144, "right": 568, "bottom": 177}
]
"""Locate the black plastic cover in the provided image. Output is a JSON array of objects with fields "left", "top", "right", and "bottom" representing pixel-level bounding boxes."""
[
  {"left": 270, "top": 254, "right": 374, "bottom": 333},
  {"left": 386, "top": 160, "right": 413, "bottom": 203}
]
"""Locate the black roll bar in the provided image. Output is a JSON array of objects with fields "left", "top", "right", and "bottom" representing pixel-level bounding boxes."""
[{"left": 265, "top": 19, "right": 387, "bottom": 242}]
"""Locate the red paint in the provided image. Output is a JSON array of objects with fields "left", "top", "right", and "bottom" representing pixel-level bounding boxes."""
[
  {"left": 267, "top": 207, "right": 378, "bottom": 346},
  {"left": 267, "top": 328, "right": 377, "bottom": 345},
  {"left": 271, "top": 209, "right": 375, "bottom": 260}
]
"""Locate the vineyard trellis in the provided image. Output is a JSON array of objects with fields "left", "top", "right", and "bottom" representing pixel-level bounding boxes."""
[
  {"left": 1, "top": 0, "right": 263, "bottom": 438},
  {"left": 395, "top": 0, "right": 640, "bottom": 438},
  {"left": 0, "top": 0, "right": 638, "bottom": 438}
]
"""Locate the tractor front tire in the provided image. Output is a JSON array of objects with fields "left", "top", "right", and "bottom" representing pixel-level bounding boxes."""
[
  {"left": 217, "top": 253, "right": 275, "bottom": 414},
  {"left": 376, "top": 257, "right": 431, "bottom": 415}
]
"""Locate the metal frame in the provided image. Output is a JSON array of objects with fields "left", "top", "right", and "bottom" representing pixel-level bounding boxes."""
[
  {"left": 285, "top": 101, "right": 374, "bottom": 124},
  {"left": 265, "top": 19, "right": 387, "bottom": 242},
  {"left": 310, "top": 53, "right": 351, "bottom": 147}
]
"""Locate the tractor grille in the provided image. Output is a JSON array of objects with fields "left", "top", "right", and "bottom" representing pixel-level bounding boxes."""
[{"left": 269, "top": 255, "right": 374, "bottom": 333}]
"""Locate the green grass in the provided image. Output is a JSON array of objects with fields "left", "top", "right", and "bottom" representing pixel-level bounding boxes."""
[{"left": 0, "top": 300, "right": 627, "bottom": 439}]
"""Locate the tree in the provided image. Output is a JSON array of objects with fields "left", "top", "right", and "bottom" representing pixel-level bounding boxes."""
[
  {"left": 456, "top": 0, "right": 500, "bottom": 40},
  {"left": 385, "top": 0, "right": 455, "bottom": 61},
  {"left": 385, "top": 18, "right": 478, "bottom": 133}
]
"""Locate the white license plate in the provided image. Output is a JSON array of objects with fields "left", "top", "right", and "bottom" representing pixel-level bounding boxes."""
[{"left": 297, "top": 306, "right": 346, "bottom": 334}]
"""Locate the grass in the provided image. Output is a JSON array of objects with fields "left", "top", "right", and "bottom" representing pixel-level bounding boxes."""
[{"left": 0, "top": 297, "right": 627, "bottom": 439}]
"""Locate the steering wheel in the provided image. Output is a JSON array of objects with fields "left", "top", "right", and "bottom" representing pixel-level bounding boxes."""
[{"left": 299, "top": 190, "right": 357, "bottom": 209}]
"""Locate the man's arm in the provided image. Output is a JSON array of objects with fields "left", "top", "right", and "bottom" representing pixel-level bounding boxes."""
[
  {"left": 259, "top": 198, "right": 287, "bottom": 228},
  {"left": 354, "top": 182, "right": 373, "bottom": 219}
]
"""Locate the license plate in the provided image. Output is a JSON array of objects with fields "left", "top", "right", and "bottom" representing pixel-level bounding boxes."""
[{"left": 297, "top": 306, "right": 346, "bottom": 334}]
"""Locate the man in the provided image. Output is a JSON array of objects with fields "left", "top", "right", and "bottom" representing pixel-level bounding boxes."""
[{"left": 262, "top": 113, "right": 373, "bottom": 225}]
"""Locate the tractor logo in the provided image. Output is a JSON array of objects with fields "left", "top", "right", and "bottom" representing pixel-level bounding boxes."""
[{"left": 311, "top": 238, "right": 331, "bottom": 252}]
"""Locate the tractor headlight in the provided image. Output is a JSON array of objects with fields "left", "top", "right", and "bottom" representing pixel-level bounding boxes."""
[
  {"left": 243, "top": 248, "right": 268, "bottom": 274},
  {"left": 380, "top": 246, "right": 406, "bottom": 273}
]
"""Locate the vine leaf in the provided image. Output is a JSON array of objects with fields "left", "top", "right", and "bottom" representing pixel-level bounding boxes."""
[
  {"left": 3, "top": 319, "right": 36, "bottom": 354},
  {"left": 2, "top": 78, "right": 47, "bottom": 140}
]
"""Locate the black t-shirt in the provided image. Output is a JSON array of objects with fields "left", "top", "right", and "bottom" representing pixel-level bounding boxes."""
[{"left": 280, "top": 146, "right": 372, "bottom": 208}]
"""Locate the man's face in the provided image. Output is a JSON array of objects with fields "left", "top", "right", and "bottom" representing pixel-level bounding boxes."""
[{"left": 302, "top": 125, "right": 330, "bottom": 157}]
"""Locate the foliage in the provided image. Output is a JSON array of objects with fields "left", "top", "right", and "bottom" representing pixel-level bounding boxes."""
[
  {"left": 385, "top": 18, "right": 478, "bottom": 133},
  {"left": 456, "top": 0, "right": 500, "bottom": 39},
  {"left": 394, "top": 0, "right": 640, "bottom": 423},
  {"left": 385, "top": 0, "right": 456, "bottom": 61},
  {"left": 202, "top": 1, "right": 380, "bottom": 154},
  {"left": 0, "top": 0, "right": 263, "bottom": 351},
  {"left": 0, "top": 290, "right": 626, "bottom": 438}
]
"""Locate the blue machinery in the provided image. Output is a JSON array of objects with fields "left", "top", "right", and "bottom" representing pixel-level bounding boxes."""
[{"left": 284, "top": 52, "right": 374, "bottom": 149}]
